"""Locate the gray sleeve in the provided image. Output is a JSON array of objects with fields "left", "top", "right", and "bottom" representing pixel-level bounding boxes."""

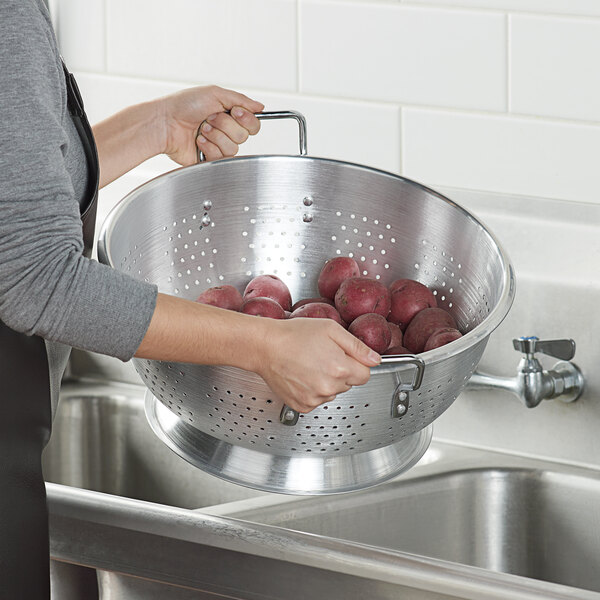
[{"left": 0, "top": 1, "right": 157, "bottom": 361}]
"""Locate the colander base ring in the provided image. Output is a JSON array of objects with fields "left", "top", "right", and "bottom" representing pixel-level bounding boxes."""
[{"left": 145, "top": 392, "right": 433, "bottom": 495}]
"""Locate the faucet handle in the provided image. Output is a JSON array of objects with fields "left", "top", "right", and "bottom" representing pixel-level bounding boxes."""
[{"left": 513, "top": 337, "right": 576, "bottom": 361}]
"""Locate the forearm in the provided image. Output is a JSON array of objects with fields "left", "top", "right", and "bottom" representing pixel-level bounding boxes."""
[
  {"left": 93, "top": 100, "right": 165, "bottom": 189},
  {"left": 135, "top": 292, "right": 265, "bottom": 372},
  {"left": 135, "top": 293, "right": 379, "bottom": 414}
]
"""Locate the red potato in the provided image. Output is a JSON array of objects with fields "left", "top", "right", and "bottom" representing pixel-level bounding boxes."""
[
  {"left": 291, "top": 296, "right": 334, "bottom": 311},
  {"left": 388, "top": 279, "right": 437, "bottom": 331},
  {"left": 196, "top": 285, "right": 243, "bottom": 311},
  {"left": 387, "top": 322, "right": 403, "bottom": 349},
  {"left": 423, "top": 327, "right": 463, "bottom": 352},
  {"left": 289, "top": 302, "right": 346, "bottom": 327},
  {"left": 403, "top": 307, "right": 457, "bottom": 354},
  {"left": 240, "top": 297, "right": 286, "bottom": 319},
  {"left": 383, "top": 345, "right": 411, "bottom": 356},
  {"left": 348, "top": 313, "right": 391, "bottom": 354},
  {"left": 317, "top": 257, "right": 361, "bottom": 300},
  {"left": 335, "top": 277, "right": 391, "bottom": 323},
  {"left": 243, "top": 274, "right": 292, "bottom": 311}
]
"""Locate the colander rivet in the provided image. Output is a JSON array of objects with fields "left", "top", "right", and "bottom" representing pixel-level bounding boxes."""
[
  {"left": 303, "top": 196, "right": 313, "bottom": 206},
  {"left": 201, "top": 215, "right": 211, "bottom": 226},
  {"left": 302, "top": 213, "right": 313, "bottom": 223},
  {"left": 280, "top": 405, "right": 300, "bottom": 425},
  {"left": 396, "top": 403, "right": 407, "bottom": 416},
  {"left": 284, "top": 410, "right": 295, "bottom": 421}
]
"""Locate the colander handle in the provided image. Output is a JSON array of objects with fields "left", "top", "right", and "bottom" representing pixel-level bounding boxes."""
[
  {"left": 279, "top": 355, "right": 425, "bottom": 426},
  {"left": 197, "top": 110, "right": 308, "bottom": 163},
  {"left": 371, "top": 354, "right": 425, "bottom": 386}
]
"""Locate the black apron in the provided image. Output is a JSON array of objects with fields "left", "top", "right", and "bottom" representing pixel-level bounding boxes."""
[{"left": 0, "top": 62, "right": 99, "bottom": 599}]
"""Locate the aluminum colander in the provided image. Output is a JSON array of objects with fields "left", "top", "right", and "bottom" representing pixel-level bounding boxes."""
[{"left": 98, "top": 111, "right": 515, "bottom": 494}]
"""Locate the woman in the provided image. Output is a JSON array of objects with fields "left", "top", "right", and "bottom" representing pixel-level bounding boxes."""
[{"left": 0, "top": 0, "right": 379, "bottom": 597}]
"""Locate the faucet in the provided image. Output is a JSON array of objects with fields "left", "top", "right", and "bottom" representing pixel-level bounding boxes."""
[{"left": 467, "top": 337, "right": 585, "bottom": 408}]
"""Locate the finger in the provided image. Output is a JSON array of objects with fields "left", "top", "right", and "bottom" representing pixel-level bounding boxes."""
[
  {"left": 296, "top": 388, "right": 338, "bottom": 413},
  {"left": 333, "top": 327, "right": 381, "bottom": 367},
  {"left": 214, "top": 87, "right": 265, "bottom": 115},
  {"left": 199, "top": 121, "right": 239, "bottom": 157},
  {"left": 286, "top": 398, "right": 315, "bottom": 414},
  {"left": 343, "top": 361, "right": 371, "bottom": 387},
  {"left": 196, "top": 135, "right": 224, "bottom": 162},
  {"left": 229, "top": 106, "right": 261, "bottom": 135},
  {"left": 206, "top": 111, "right": 254, "bottom": 144},
  {"left": 327, "top": 351, "right": 370, "bottom": 388}
]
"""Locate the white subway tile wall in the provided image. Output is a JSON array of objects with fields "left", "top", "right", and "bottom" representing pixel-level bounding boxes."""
[
  {"left": 510, "top": 14, "right": 600, "bottom": 122},
  {"left": 106, "top": 0, "right": 297, "bottom": 91},
  {"left": 300, "top": 1, "right": 507, "bottom": 111},
  {"left": 404, "top": 0, "right": 600, "bottom": 18},
  {"left": 403, "top": 109, "right": 600, "bottom": 203},
  {"left": 76, "top": 73, "right": 402, "bottom": 172},
  {"left": 55, "top": 0, "right": 105, "bottom": 71},
  {"left": 57, "top": 0, "right": 600, "bottom": 206}
]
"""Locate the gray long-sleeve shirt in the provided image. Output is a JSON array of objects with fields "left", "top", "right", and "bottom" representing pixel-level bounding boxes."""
[{"left": 0, "top": 0, "right": 158, "bottom": 397}]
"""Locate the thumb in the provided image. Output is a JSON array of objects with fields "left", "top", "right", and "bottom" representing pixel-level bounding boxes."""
[{"left": 334, "top": 327, "right": 381, "bottom": 367}]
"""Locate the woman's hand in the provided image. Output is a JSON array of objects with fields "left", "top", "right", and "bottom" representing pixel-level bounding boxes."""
[
  {"left": 136, "top": 295, "right": 380, "bottom": 415},
  {"left": 253, "top": 318, "right": 380, "bottom": 413},
  {"left": 94, "top": 85, "right": 263, "bottom": 188},
  {"left": 158, "top": 85, "right": 264, "bottom": 166}
]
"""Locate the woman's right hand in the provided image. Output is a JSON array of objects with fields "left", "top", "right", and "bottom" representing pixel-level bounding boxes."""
[
  {"left": 253, "top": 318, "right": 381, "bottom": 413},
  {"left": 135, "top": 294, "right": 380, "bottom": 413}
]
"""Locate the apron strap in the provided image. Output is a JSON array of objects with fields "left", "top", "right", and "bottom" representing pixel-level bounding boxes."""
[{"left": 62, "top": 59, "right": 100, "bottom": 258}]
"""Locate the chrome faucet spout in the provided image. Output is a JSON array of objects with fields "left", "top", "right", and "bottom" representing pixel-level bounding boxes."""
[
  {"left": 468, "top": 372, "right": 520, "bottom": 395},
  {"left": 466, "top": 337, "right": 584, "bottom": 408}
]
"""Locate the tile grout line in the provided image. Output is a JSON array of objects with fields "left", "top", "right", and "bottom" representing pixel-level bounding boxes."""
[
  {"left": 75, "top": 69, "right": 600, "bottom": 130},
  {"left": 506, "top": 12, "right": 511, "bottom": 114}
]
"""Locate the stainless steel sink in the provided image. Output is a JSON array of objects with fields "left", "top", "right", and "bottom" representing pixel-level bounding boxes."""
[
  {"left": 207, "top": 465, "right": 600, "bottom": 594},
  {"left": 44, "top": 379, "right": 600, "bottom": 600},
  {"left": 43, "top": 381, "right": 267, "bottom": 508}
]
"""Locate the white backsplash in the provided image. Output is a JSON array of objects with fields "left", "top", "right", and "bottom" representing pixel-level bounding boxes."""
[
  {"left": 53, "top": 0, "right": 600, "bottom": 469},
  {"left": 433, "top": 188, "right": 600, "bottom": 470},
  {"left": 58, "top": 0, "right": 600, "bottom": 206}
]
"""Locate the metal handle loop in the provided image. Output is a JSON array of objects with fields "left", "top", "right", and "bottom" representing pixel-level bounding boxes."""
[
  {"left": 197, "top": 110, "right": 308, "bottom": 163},
  {"left": 370, "top": 355, "right": 425, "bottom": 389},
  {"left": 280, "top": 354, "right": 425, "bottom": 427},
  {"left": 383, "top": 355, "right": 425, "bottom": 419}
]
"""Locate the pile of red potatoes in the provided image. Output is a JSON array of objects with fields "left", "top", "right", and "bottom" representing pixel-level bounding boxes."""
[{"left": 196, "top": 256, "right": 462, "bottom": 355}]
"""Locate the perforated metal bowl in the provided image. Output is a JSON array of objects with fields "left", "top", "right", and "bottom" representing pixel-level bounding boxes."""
[{"left": 98, "top": 114, "right": 514, "bottom": 494}]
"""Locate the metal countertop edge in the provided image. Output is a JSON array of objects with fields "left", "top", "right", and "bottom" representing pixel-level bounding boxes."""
[{"left": 46, "top": 482, "right": 598, "bottom": 600}]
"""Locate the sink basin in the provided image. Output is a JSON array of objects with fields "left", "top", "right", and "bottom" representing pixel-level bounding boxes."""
[
  {"left": 43, "top": 381, "right": 268, "bottom": 508},
  {"left": 44, "top": 379, "right": 600, "bottom": 600},
  {"left": 208, "top": 465, "right": 600, "bottom": 594}
]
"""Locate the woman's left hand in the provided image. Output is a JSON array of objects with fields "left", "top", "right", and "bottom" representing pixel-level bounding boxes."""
[{"left": 158, "top": 85, "right": 264, "bottom": 166}]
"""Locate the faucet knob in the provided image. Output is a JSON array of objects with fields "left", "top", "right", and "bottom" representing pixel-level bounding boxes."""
[{"left": 512, "top": 337, "right": 576, "bottom": 361}]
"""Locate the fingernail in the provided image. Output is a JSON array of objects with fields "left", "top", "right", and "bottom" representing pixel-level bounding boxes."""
[
  {"left": 202, "top": 122, "right": 212, "bottom": 133},
  {"left": 233, "top": 107, "right": 244, "bottom": 118},
  {"left": 207, "top": 114, "right": 217, "bottom": 121},
  {"left": 368, "top": 350, "right": 381, "bottom": 364},
  {"left": 197, "top": 135, "right": 207, "bottom": 144}
]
